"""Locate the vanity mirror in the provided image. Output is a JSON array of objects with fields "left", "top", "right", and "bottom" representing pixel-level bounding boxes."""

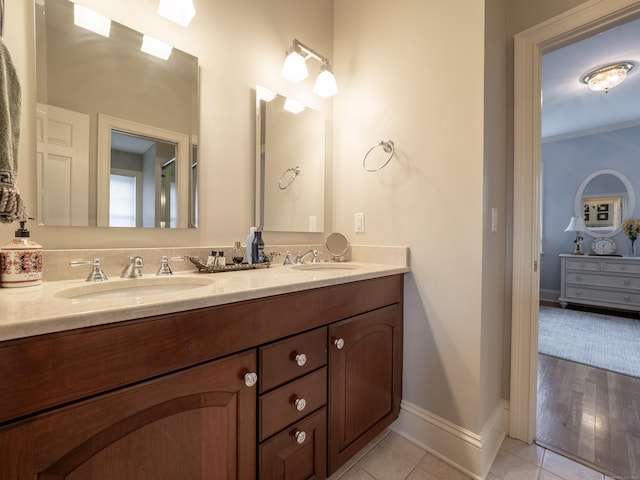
[
  {"left": 574, "top": 169, "right": 636, "bottom": 237},
  {"left": 35, "top": 0, "right": 199, "bottom": 228},
  {"left": 255, "top": 88, "right": 325, "bottom": 233}
]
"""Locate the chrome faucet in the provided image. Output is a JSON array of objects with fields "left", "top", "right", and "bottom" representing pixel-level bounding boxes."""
[
  {"left": 156, "top": 256, "right": 185, "bottom": 276},
  {"left": 121, "top": 256, "right": 144, "bottom": 278},
  {"left": 70, "top": 258, "right": 108, "bottom": 282},
  {"left": 295, "top": 249, "right": 320, "bottom": 264}
]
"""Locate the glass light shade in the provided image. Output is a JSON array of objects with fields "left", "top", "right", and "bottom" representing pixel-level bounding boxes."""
[
  {"left": 141, "top": 35, "right": 173, "bottom": 61},
  {"left": 582, "top": 63, "right": 633, "bottom": 92},
  {"left": 74, "top": 4, "right": 111, "bottom": 38},
  {"left": 313, "top": 69, "right": 338, "bottom": 98},
  {"left": 283, "top": 98, "right": 305, "bottom": 114},
  {"left": 565, "top": 216, "right": 587, "bottom": 232},
  {"left": 157, "top": 0, "right": 196, "bottom": 27},
  {"left": 281, "top": 51, "right": 309, "bottom": 84}
]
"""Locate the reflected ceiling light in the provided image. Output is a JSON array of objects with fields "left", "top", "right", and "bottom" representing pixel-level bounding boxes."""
[
  {"left": 74, "top": 4, "right": 111, "bottom": 38},
  {"left": 281, "top": 39, "right": 338, "bottom": 97},
  {"left": 256, "top": 85, "right": 277, "bottom": 102},
  {"left": 581, "top": 62, "right": 634, "bottom": 93},
  {"left": 157, "top": 0, "right": 196, "bottom": 27},
  {"left": 141, "top": 35, "right": 173, "bottom": 60},
  {"left": 283, "top": 98, "right": 305, "bottom": 114}
]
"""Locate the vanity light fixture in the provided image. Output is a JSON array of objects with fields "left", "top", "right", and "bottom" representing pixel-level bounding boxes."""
[
  {"left": 581, "top": 62, "right": 634, "bottom": 93},
  {"left": 141, "top": 35, "right": 173, "bottom": 60},
  {"left": 565, "top": 216, "right": 588, "bottom": 255},
  {"left": 256, "top": 85, "right": 277, "bottom": 102},
  {"left": 283, "top": 98, "right": 305, "bottom": 114},
  {"left": 157, "top": 0, "right": 196, "bottom": 27},
  {"left": 281, "top": 39, "right": 338, "bottom": 97},
  {"left": 73, "top": 4, "right": 111, "bottom": 38}
]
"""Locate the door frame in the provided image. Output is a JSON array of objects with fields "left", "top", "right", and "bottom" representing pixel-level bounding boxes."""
[{"left": 510, "top": 0, "right": 640, "bottom": 443}]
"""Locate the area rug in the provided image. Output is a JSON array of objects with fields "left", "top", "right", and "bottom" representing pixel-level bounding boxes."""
[{"left": 538, "top": 305, "right": 640, "bottom": 378}]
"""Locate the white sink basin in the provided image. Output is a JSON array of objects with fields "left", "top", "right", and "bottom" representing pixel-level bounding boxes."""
[
  {"left": 55, "top": 276, "right": 214, "bottom": 301},
  {"left": 291, "top": 263, "right": 361, "bottom": 272}
]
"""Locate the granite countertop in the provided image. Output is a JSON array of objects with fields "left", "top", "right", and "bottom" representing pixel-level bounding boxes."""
[{"left": 0, "top": 262, "right": 409, "bottom": 342}]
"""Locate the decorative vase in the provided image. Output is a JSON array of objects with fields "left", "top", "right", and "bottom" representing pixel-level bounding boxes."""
[{"left": 631, "top": 237, "right": 637, "bottom": 257}]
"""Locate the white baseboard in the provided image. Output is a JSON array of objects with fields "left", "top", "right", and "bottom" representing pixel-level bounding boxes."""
[
  {"left": 390, "top": 399, "right": 509, "bottom": 480},
  {"left": 540, "top": 289, "right": 560, "bottom": 304}
]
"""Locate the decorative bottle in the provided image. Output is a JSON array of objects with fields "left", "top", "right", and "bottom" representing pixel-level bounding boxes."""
[
  {"left": 1, "top": 221, "right": 43, "bottom": 288},
  {"left": 232, "top": 241, "right": 244, "bottom": 264},
  {"left": 246, "top": 227, "right": 256, "bottom": 264},
  {"left": 252, "top": 230, "right": 265, "bottom": 263}
]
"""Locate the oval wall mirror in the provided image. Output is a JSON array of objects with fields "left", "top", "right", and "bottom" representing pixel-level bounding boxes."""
[{"left": 574, "top": 169, "right": 636, "bottom": 237}]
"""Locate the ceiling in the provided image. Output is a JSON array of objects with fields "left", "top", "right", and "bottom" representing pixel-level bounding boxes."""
[{"left": 541, "top": 17, "right": 640, "bottom": 140}]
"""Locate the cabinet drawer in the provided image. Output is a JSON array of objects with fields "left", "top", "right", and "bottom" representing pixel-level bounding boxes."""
[
  {"left": 566, "top": 272, "right": 640, "bottom": 290},
  {"left": 259, "top": 327, "right": 327, "bottom": 393},
  {"left": 564, "top": 286, "right": 640, "bottom": 307},
  {"left": 259, "top": 367, "right": 327, "bottom": 441},
  {"left": 565, "top": 259, "right": 601, "bottom": 272},
  {"left": 259, "top": 407, "right": 326, "bottom": 480},
  {"left": 603, "top": 261, "right": 640, "bottom": 275}
]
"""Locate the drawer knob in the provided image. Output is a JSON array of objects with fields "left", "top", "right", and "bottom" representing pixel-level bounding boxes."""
[
  {"left": 295, "top": 397, "right": 307, "bottom": 412},
  {"left": 244, "top": 372, "right": 258, "bottom": 388},
  {"left": 334, "top": 338, "right": 345, "bottom": 350},
  {"left": 624, "top": 296, "right": 631, "bottom": 302},
  {"left": 295, "top": 430, "right": 307, "bottom": 445},
  {"left": 295, "top": 353, "right": 307, "bottom": 367},
  {"left": 576, "top": 275, "right": 582, "bottom": 282}
]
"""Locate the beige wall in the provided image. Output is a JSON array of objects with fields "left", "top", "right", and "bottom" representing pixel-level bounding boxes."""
[{"left": 2, "top": 0, "right": 333, "bottom": 248}]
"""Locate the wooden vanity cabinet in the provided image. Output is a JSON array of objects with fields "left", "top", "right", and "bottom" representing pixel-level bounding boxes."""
[{"left": 0, "top": 274, "right": 404, "bottom": 480}]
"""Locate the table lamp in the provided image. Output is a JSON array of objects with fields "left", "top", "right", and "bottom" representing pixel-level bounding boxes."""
[{"left": 565, "top": 216, "right": 588, "bottom": 255}]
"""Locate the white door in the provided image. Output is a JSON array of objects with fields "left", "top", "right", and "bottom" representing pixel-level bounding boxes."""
[{"left": 36, "top": 104, "right": 90, "bottom": 226}]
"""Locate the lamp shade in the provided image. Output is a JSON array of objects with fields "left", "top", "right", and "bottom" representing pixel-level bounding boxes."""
[
  {"left": 281, "top": 51, "right": 309, "bottom": 84},
  {"left": 157, "top": 0, "right": 196, "bottom": 27},
  {"left": 565, "top": 216, "right": 587, "bottom": 232},
  {"left": 313, "top": 68, "right": 338, "bottom": 98},
  {"left": 74, "top": 4, "right": 111, "bottom": 38}
]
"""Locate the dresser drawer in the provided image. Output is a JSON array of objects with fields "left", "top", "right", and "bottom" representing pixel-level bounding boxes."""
[
  {"left": 259, "top": 327, "right": 327, "bottom": 393},
  {"left": 564, "top": 286, "right": 640, "bottom": 307},
  {"left": 259, "top": 407, "right": 326, "bottom": 480},
  {"left": 259, "top": 367, "right": 327, "bottom": 441},
  {"left": 566, "top": 272, "right": 640, "bottom": 290},
  {"left": 603, "top": 261, "right": 640, "bottom": 275},
  {"left": 565, "top": 259, "right": 601, "bottom": 272}
]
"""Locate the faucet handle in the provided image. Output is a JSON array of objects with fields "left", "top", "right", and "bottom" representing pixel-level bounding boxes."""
[
  {"left": 156, "top": 256, "right": 185, "bottom": 276},
  {"left": 283, "top": 251, "right": 292, "bottom": 265},
  {"left": 310, "top": 250, "right": 320, "bottom": 263},
  {"left": 70, "top": 258, "right": 108, "bottom": 282}
]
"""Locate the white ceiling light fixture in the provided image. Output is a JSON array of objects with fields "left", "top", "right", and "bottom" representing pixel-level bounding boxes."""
[
  {"left": 581, "top": 62, "right": 634, "bottom": 93},
  {"left": 74, "top": 4, "right": 111, "bottom": 38},
  {"left": 281, "top": 39, "right": 338, "bottom": 97},
  {"left": 157, "top": 0, "right": 196, "bottom": 27},
  {"left": 141, "top": 35, "right": 173, "bottom": 60}
]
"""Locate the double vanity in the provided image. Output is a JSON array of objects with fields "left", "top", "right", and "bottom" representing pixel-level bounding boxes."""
[{"left": 0, "top": 254, "right": 408, "bottom": 479}]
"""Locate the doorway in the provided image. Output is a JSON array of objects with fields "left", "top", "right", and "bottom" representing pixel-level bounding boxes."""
[{"left": 510, "top": 0, "right": 640, "bottom": 446}]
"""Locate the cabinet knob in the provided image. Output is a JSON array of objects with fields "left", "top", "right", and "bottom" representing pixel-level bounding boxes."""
[
  {"left": 576, "top": 275, "right": 582, "bottom": 282},
  {"left": 624, "top": 279, "right": 631, "bottom": 286},
  {"left": 624, "top": 296, "right": 631, "bottom": 302},
  {"left": 294, "top": 353, "right": 307, "bottom": 367},
  {"left": 244, "top": 372, "right": 258, "bottom": 387},
  {"left": 295, "top": 430, "right": 307, "bottom": 445},
  {"left": 333, "top": 338, "right": 345, "bottom": 350},
  {"left": 294, "top": 397, "right": 307, "bottom": 412}
]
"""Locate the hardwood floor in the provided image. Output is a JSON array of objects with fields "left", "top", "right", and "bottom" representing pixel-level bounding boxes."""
[{"left": 536, "top": 353, "right": 640, "bottom": 479}]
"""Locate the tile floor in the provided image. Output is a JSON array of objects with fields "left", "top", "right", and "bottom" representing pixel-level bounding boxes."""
[{"left": 329, "top": 430, "right": 623, "bottom": 480}]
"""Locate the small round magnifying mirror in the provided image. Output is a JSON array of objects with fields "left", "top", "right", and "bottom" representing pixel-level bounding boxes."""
[{"left": 325, "top": 232, "right": 351, "bottom": 261}]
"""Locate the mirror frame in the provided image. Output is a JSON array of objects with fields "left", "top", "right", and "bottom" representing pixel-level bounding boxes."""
[
  {"left": 574, "top": 168, "right": 636, "bottom": 238},
  {"left": 97, "top": 114, "right": 190, "bottom": 228}
]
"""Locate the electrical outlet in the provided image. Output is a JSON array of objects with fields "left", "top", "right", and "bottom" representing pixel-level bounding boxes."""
[
  {"left": 491, "top": 208, "right": 498, "bottom": 232},
  {"left": 308, "top": 216, "right": 317, "bottom": 232},
  {"left": 354, "top": 213, "right": 365, "bottom": 233}
]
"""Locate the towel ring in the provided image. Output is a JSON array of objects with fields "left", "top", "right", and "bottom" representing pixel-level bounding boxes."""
[
  {"left": 362, "top": 140, "right": 394, "bottom": 172},
  {"left": 279, "top": 166, "right": 301, "bottom": 190}
]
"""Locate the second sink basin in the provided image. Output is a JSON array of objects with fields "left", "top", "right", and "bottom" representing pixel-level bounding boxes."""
[{"left": 55, "top": 276, "right": 215, "bottom": 301}]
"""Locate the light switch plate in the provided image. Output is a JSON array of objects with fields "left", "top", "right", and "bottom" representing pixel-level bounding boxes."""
[{"left": 355, "top": 213, "right": 365, "bottom": 233}]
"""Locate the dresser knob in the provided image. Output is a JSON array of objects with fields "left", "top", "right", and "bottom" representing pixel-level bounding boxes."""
[
  {"left": 244, "top": 372, "right": 258, "bottom": 387},
  {"left": 624, "top": 296, "right": 631, "bottom": 302},
  {"left": 624, "top": 279, "right": 631, "bottom": 286},
  {"left": 575, "top": 291, "right": 582, "bottom": 297},
  {"left": 295, "top": 398, "right": 307, "bottom": 412},
  {"left": 334, "top": 338, "right": 345, "bottom": 350},
  {"left": 295, "top": 430, "right": 307, "bottom": 445},
  {"left": 294, "top": 353, "right": 307, "bottom": 367},
  {"left": 576, "top": 275, "right": 582, "bottom": 282}
]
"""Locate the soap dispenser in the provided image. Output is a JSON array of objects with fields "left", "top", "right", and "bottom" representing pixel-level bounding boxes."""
[{"left": 1, "top": 220, "right": 43, "bottom": 287}]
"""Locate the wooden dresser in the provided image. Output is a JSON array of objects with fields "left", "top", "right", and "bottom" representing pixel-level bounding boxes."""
[{"left": 559, "top": 254, "right": 640, "bottom": 312}]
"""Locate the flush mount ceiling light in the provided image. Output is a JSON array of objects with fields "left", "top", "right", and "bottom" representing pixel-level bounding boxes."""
[
  {"left": 74, "top": 4, "right": 111, "bottom": 38},
  {"left": 581, "top": 62, "right": 634, "bottom": 93},
  {"left": 281, "top": 39, "right": 338, "bottom": 97},
  {"left": 141, "top": 35, "right": 173, "bottom": 60},
  {"left": 157, "top": 0, "right": 196, "bottom": 27}
]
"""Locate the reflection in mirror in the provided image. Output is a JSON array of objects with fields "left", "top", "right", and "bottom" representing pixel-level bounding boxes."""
[
  {"left": 256, "top": 87, "right": 325, "bottom": 233},
  {"left": 574, "top": 169, "right": 636, "bottom": 237},
  {"left": 35, "top": 0, "right": 199, "bottom": 228}
]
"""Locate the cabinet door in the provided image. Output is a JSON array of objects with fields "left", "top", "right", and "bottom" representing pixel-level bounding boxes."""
[
  {"left": 327, "top": 304, "right": 402, "bottom": 475},
  {"left": 0, "top": 351, "right": 257, "bottom": 480}
]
